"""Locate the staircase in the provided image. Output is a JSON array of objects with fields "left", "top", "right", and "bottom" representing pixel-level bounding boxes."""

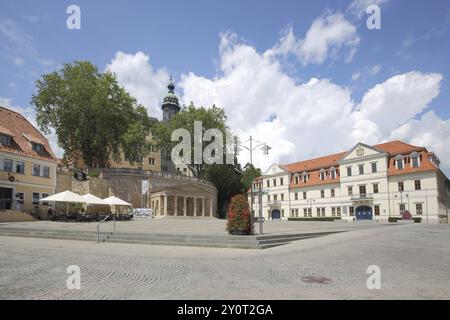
[{"left": 0, "top": 226, "right": 340, "bottom": 249}]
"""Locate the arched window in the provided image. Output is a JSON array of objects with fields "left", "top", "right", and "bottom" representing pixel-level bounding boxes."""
[
  {"left": 410, "top": 152, "right": 420, "bottom": 168},
  {"left": 394, "top": 155, "right": 405, "bottom": 170}
]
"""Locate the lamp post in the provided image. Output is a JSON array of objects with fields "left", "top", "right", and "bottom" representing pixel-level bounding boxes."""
[{"left": 235, "top": 136, "right": 271, "bottom": 234}]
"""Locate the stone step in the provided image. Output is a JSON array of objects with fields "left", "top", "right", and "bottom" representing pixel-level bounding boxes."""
[{"left": 0, "top": 227, "right": 333, "bottom": 249}]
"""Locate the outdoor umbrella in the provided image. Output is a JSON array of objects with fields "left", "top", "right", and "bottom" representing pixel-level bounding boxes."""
[
  {"left": 40, "top": 190, "right": 86, "bottom": 215},
  {"left": 81, "top": 193, "right": 108, "bottom": 205},
  {"left": 103, "top": 196, "right": 132, "bottom": 215}
]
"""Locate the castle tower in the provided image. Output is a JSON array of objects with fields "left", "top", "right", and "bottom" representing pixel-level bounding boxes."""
[{"left": 162, "top": 76, "right": 180, "bottom": 122}]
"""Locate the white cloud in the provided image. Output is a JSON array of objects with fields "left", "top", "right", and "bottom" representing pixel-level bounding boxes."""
[
  {"left": 270, "top": 12, "right": 360, "bottom": 65},
  {"left": 370, "top": 64, "right": 381, "bottom": 75},
  {"left": 347, "top": 0, "right": 390, "bottom": 19},
  {"left": 178, "top": 33, "right": 448, "bottom": 176},
  {"left": 351, "top": 72, "right": 361, "bottom": 81},
  {"left": 105, "top": 51, "right": 170, "bottom": 119}
]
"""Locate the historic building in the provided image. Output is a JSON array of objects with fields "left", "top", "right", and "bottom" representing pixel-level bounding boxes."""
[
  {"left": 0, "top": 107, "right": 58, "bottom": 218},
  {"left": 250, "top": 141, "right": 450, "bottom": 224}
]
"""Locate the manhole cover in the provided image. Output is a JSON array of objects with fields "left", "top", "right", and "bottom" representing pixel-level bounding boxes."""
[{"left": 301, "top": 275, "right": 332, "bottom": 284}]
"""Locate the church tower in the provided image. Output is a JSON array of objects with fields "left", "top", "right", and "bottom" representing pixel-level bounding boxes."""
[{"left": 162, "top": 76, "right": 180, "bottom": 122}]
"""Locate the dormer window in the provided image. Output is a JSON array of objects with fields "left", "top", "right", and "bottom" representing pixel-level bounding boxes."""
[
  {"left": 330, "top": 167, "right": 337, "bottom": 179},
  {"left": 294, "top": 175, "right": 299, "bottom": 184},
  {"left": 395, "top": 155, "right": 405, "bottom": 170},
  {"left": 0, "top": 133, "right": 11, "bottom": 146},
  {"left": 319, "top": 168, "right": 325, "bottom": 181},
  {"left": 32, "top": 142, "right": 43, "bottom": 154},
  {"left": 302, "top": 172, "right": 308, "bottom": 183},
  {"left": 410, "top": 152, "right": 420, "bottom": 168}
]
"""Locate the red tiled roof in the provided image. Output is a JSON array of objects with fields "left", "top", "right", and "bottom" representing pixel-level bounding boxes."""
[
  {"left": 0, "top": 107, "right": 58, "bottom": 162},
  {"left": 283, "top": 140, "right": 438, "bottom": 189}
]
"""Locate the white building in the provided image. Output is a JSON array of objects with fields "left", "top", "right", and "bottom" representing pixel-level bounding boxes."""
[{"left": 249, "top": 141, "right": 450, "bottom": 224}]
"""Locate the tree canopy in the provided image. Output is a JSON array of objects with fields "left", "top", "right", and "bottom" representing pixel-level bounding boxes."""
[{"left": 31, "top": 61, "right": 154, "bottom": 168}]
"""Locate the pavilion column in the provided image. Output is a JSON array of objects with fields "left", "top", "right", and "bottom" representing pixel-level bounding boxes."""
[
  {"left": 174, "top": 195, "right": 178, "bottom": 216},
  {"left": 193, "top": 197, "right": 197, "bottom": 216},
  {"left": 183, "top": 197, "right": 187, "bottom": 216},
  {"left": 163, "top": 195, "right": 168, "bottom": 216},
  {"left": 202, "top": 197, "right": 205, "bottom": 216},
  {"left": 210, "top": 199, "right": 213, "bottom": 217}
]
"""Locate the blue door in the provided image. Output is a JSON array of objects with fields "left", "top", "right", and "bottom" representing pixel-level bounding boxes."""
[
  {"left": 355, "top": 206, "right": 373, "bottom": 220},
  {"left": 271, "top": 209, "right": 281, "bottom": 220}
]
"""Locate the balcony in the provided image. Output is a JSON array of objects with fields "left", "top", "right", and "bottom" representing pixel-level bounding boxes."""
[
  {"left": 350, "top": 193, "right": 373, "bottom": 200},
  {"left": 266, "top": 201, "right": 281, "bottom": 207}
]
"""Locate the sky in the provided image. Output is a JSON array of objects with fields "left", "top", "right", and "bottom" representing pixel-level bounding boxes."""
[{"left": 1, "top": 0, "right": 450, "bottom": 175}]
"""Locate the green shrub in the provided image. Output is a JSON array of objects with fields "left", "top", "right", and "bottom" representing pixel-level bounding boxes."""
[
  {"left": 226, "top": 194, "right": 252, "bottom": 235},
  {"left": 388, "top": 217, "right": 422, "bottom": 223},
  {"left": 288, "top": 217, "right": 341, "bottom": 222}
]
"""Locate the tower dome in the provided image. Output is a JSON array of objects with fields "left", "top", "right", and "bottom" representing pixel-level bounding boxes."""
[{"left": 162, "top": 76, "right": 180, "bottom": 121}]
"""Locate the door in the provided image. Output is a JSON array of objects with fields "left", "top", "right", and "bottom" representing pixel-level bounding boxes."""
[
  {"left": 355, "top": 206, "right": 373, "bottom": 220},
  {"left": 271, "top": 209, "right": 281, "bottom": 220},
  {"left": 0, "top": 187, "right": 13, "bottom": 210}
]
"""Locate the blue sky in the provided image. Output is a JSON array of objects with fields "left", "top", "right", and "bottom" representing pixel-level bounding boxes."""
[{"left": 1, "top": 0, "right": 450, "bottom": 173}]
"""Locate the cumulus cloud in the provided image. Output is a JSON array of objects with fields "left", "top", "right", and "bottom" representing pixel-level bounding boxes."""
[
  {"left": 178, "top": 33, "right": 448, "bottom": 175},
  {"left": 105, "top": 51, "right": 170, "bottom": 118},
  {"left": 269, "top": 12, "right": 360, "bottom": 65}
]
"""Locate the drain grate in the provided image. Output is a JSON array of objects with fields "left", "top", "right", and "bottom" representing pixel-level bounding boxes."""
[{"left": 301, "top": 275, "right": 332, "bottom": 285}]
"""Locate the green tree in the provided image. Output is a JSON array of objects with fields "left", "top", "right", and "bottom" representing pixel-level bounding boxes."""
[
  {"left": 241, "top": 163, "right": 262, "bottom": 193},
  {"left": 31, "top": 61, "right": 153, "bottom": 167},
  {"left": 152, "top": 103, "right": 234, "bottom": 178}
]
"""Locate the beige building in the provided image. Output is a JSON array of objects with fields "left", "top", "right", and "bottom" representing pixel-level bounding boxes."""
[
  {"left": 251, "top": 141, "right": 450, "bottom": 224},
  {"left": 0, "top": 107, "right": 58, "bottom": 219}
]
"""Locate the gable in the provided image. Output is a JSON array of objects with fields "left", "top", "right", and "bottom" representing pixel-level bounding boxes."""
[
  {"left": 263, "top": 163, "right": 287, "bottom": 176},
  {"left": 341, "top": 142, "right": 386, "bottom": 162}
]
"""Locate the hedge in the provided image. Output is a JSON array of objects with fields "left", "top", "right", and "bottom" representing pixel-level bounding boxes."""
[
  {"left": 288, "top": 217, "right": 341, "bottom": 222},
  {"left": 388, "top": 217, "right": 422, "bottom": 223}
]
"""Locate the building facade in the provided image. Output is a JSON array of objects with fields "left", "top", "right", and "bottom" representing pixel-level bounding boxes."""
[
  {"left": 0, "top": 107, "right": 58, "bottom": 218},
  {"left": 250, "top": 141, "right": 450, "bottom": 224}
]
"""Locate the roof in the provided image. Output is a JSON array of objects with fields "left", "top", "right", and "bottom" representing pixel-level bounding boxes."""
[
  {"left": 0, "top": 106, "right": 58, "bottom": 162},
  {"left": 277, "top": 140, "right": 440, "bottom": 189}
]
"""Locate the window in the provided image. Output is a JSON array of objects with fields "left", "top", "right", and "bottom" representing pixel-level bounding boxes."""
[
  {"left": 307, "top": 208, "right": 312, "bottom": 217},
  {"left": 415, "top": 180, "right": 421, "bottom": 190},
  {"left": 332, "top": 207, "right": 336, "bottom": 217},
  {"left": 273, "top": 179, "right": 277, "bottom": 187},
  {"left": 320, "top": 190, "right": 325, "bottom": 198},
  {"left": 266, "top": 180, "right": 270, "bottom": 188},
  {"left": 41, "top": 193, "right": 49, "bottom": 206},
  {"left": 330, "top": 169, "right": 336, "bottom": 179},
  {"left": 349, "top": 206, "right": 354, "bottom": 216},
  {"left": 280, "top": 178, "right": 283, "bottom": 186},
  {"left": 320, "top": 171, "right": 325, "bottom": 180},
  {"left": 16, "top": 161, "right": 25, "bottom": 174},
  {"left": 416, "top": 203, "right": 423, "bottom": 215},
  {"left": 42, "top": 166, "right": 50, "bottom": 178},
  {"left": 267, "top": 195, "right": 270, "bottom": 202},
  {"left": 274, "top": 194, "right": 277, "bottom": 201},
  {"left": 32, "top": 142, "right": 44, "bottom": 154},
  {"left": 331, "top": 189, "right": 335, "bottom": 197},
  {"left": 396, "top": 158, "right": 404, "bottom": 170},
  {"left": 295, "top": 209, "right": 299, "bottom": 217},
  {"left": 359, "top": 185, "right": 366, "bottom": 196},
  {"left": 321, "top": 207, "right": 326, "bottom": 217},
  {"left": 316, "top": 208, "right": 321, "bottom": 217},
  {"left": 359, "top": 164, "right": 364, "bottom": 175},
  {"left": 347, "top": 167, "right": 352, "bottom": 176},
  {"left": 33, "top": 164, "right": 40, "bottom": 176},
  {"left": 2, "top": 158, "right": 13, "bottom": 172},
  {"left": 303, "top": 192, "right": 307, "bottom": 200},
  {"left": 398, "top": 181, "right": 404, "bottom": 192},
  {"left": 411, "top": 152, "right": 420, "bottom": 168},
  {"left": 0, "top": 134, "right": 11, "bottom": 145},
  {"left": 281, "top": 194, "right": 284, "bottom": 201},
  {"left": 348, "top": 186, "right": 353, "bottom": 196},
  {"left": 373, "top": 184, "right": 379, "bottom": 194},
  {"left": 294, "top": 193, "right": 298, "bottom": 200},
  {"left": 303, "top": 208, "right": 308, "bottom": 217},
  {"left": 374, "top": 205, "right": 380, "bottom": 216},
  {"left": 371, "top": 162, "right": 377, "bottom": 173},
  {"left": 149, "top": 158, "right": 155, "bottom": 165},
  {"left": 32, "top": 192, "right": 40, "bottom": 205},
  {"left": 336, "top": 207, "right": 341, "bottom": 217},
  {"left": 399, "top": 204, "right": 406, "bottom": 214},
  {"left": 302, "top": 173, "right": 308, "bottom": 183},
  {"left": 295, "top": 176, "right": 299, "bottom": 184},
  {"left": 282, "top": 210, "right": 284, "bottom": 217}
]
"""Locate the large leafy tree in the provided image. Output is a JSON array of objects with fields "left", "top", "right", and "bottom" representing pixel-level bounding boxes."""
[
  {"left": 31, "top": 61, "right": 153, "bottom": 167},
  {"left": 152, "top": 103, "right": 234, "bottom": 178}
]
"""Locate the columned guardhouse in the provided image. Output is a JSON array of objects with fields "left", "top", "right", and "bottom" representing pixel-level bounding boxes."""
[{"left": 250, "top": 141, "right": 450, "bottom": 223}]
